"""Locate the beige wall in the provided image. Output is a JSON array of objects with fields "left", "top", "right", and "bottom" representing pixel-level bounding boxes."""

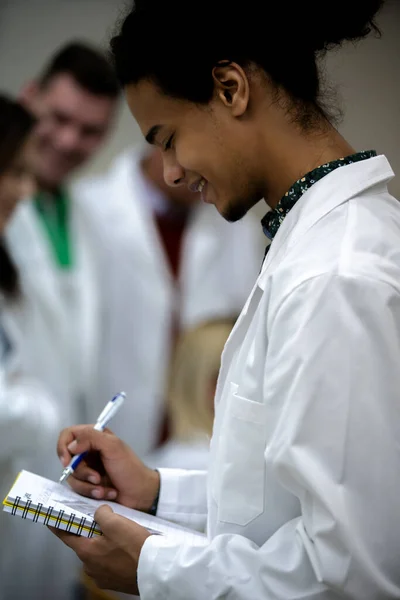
[
  {"left": 326, "top": 0, "right": 400, "bottom": 196},
  {"left": 0, "top": 0, "right": 399, "bottom": 198}
]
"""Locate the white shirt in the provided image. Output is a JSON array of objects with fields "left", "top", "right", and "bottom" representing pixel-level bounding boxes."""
[{"left": 137, "top": 155, "right": 400, "bottom": 599}]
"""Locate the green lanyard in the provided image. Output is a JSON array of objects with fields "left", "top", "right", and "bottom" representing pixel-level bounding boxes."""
[{"left": 34, "top": 189, "right": 73, "bottom": 269}]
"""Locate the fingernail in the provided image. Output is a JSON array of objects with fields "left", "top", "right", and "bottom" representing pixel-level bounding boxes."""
[
  {"left": 88, "top": 475, "right": 99, "bottom": 485},
  {"left": 91, "top": 489, "right": 102, "bottom": 499},
  {"left": 68, "top": 440, "right": 77, "bottom": 452},
  {"left": 106, "top": 490, "right": 117, "bottom": 500}
]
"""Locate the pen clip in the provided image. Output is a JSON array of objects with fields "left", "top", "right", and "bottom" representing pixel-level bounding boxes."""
[{"left": 96, "top": 393, "right": 125, "bottom": 430}]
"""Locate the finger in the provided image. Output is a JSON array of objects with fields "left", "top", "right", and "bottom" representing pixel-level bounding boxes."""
[
  {"left": 68, "top": 463, "right": 106, "bottom": 486},
  {"left": 66, "top": 427, "right": 118, "bottom": 458},
  {"left": 66, "top": 478, "right": 118, "bottom": 501},
  {"left": 57, "top": 425, "right": 94, "bottom": 466},
  {"left": 94, "top": 504, "right": 114, "bottom": 523},
  {"left": 95, "top": 506, "right": 126, "bottom": 544},
  {"left": 95, "top": 506, "right": 150, "bottom": 552},
  {"left": 49, "top": 526, "right": 87, "bottom": 551},
  {"left": 57, "top": 428, "right": 77, "bottom": 466},
  {"left": 66, "top": 459, "right": 114, "bottom": 491}
]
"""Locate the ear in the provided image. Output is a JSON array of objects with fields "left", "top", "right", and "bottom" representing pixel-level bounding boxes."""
[
  {"left": 19, "top": 81, "right": 40, "bottom": 112},
  {"left": 212, "top": 62, "right": 249, "bottom": 117}
]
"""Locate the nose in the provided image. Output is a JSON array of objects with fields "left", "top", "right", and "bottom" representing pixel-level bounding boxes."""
[
  {"left": 162, "top": 153, "right": 185, "bottom": 187},
  {"left": 56, "top": 126, "right": 80, "bottom": 152}
]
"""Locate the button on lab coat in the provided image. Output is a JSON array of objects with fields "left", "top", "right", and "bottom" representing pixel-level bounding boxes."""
[{"left": 137, "top": 155, "right": 400, "bottom": 599}]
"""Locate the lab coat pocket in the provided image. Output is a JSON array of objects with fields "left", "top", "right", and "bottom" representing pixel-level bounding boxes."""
[{"left": 214, "top": 391, "right": 267, "bottom": 526}]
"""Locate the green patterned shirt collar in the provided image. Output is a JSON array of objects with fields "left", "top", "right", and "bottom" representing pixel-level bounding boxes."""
[{"left": 261, "top": 150, "right": 377, "bottom": 240}]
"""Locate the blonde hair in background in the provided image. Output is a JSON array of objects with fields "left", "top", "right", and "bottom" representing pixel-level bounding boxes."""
[{"left": 168, "top": 318, "right": 236, "bottom": 441}]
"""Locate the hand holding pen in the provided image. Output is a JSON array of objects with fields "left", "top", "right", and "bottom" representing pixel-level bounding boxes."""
[
  {"left": 57, "top": 398, "right": 160, "bottom": 509},
  {"left": 59, "top": 392, "right": 126, "bottom": 483}
]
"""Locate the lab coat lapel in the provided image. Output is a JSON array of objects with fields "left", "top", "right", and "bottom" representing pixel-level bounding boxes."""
[
  {"left": 108, "top": 150, "right": 173, "bottom": 286},
  {"left": 70, "top": 196, "right": 100, "bottom": 412},
  {"left": 5, "top": 199, "right": 65, "bottom": 325}
]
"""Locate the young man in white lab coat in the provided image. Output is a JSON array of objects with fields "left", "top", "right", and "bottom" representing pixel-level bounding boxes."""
[
  {"left": 4, "top": 42, "right": 119, "bottom": 600},
  {"left": 74, "top": 145, "right": 263, "bottom": 459},
  {"left": 54, "top": 1, "right": 400, "bottom": 598}
]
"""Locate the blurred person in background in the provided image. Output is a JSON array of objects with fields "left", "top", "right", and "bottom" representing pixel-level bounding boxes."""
[
  {"left": 0, "top": 94, "right": 60, "bottom": 598},
  {"left": 3, "top": 41, "right": 120, "bottom": 600},
  {"left": 75, "top": 146, "right": 263, "bottom": 460},
  {"left": 5, "top": 41, "right": 120, "bottom": 450},
  {"left": 147, "top": 318, "right": 235, "bottom": 470}
]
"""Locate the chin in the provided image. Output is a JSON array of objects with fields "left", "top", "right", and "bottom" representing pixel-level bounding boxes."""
[{"left": 220, "top": 202, "right": 251, "bottom": 223}]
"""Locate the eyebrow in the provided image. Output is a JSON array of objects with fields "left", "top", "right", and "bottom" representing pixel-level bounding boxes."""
[{"left": 145, "top": 124, "right": 162, "bottom": 145}]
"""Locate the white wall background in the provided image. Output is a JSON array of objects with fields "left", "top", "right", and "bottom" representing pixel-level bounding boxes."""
[{"left": 0, "top": 0, "right": 399, "bottom": 197}]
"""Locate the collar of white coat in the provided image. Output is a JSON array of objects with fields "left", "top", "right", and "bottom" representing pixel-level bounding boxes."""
[{"left": 257, "top": 154, "right": 395, "bottom": 290}]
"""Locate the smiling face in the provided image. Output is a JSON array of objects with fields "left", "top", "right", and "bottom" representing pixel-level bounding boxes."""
[
  {"left": 126, "top": 67, "right": 266, "bottom": 221},
  {"left": 25, "top": 74, "right": 117, "bottom": 190}
]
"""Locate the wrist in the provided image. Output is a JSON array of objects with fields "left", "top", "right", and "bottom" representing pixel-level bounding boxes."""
[
  {"left": 147, "top": 470, "right": 160, "bottom": 516},
  {"left": 141, "top": 468, "right": 160, "bottom": 513}
]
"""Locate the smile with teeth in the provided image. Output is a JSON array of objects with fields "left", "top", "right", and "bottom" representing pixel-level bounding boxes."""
[{"left": 189, "top": 178, "right": 207, "bottom": 194}]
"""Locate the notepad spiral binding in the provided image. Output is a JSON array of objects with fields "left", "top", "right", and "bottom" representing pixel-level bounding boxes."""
[{"left": 9, "top": 496, "right": 100, "bottom": 537}]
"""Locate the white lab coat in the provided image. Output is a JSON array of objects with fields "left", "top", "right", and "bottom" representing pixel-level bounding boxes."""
[
  {"left": 3, "top": 194, "right": 101, "bottom": 600},
  {"left": 75, "top": 147, "right": 264, "bottom": 457},
  {"left": 5, "top": 194, "right": 101, "bottom": 435},
  {"left": 0, "top": 309, "right": 61, "bottom": 600},
  {"left": 137, "top": 155, "right": 400, "bottom": 599}
]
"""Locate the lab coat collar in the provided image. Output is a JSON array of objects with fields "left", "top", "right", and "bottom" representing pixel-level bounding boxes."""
[
  {"left": 216, "top": 155, "right": 395, "bottom": 386},
  {"left": 259, "top": 154, "right": 395, "bottom": 286}
]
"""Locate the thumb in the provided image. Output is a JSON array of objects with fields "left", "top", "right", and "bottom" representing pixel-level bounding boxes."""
[
  {"left": 95, "top": 505, "right": 131, "bottom": 546},
  {"left": 94, "top": 505, "right": 115, "bottom": 533},
  {"left": 95, "top": 505, "right": 151, "bottom": 555}
]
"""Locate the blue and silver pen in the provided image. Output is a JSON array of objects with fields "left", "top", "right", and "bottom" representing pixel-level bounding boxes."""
[{"left": 59, "top": 391, "right": 126, "bottom": 484}]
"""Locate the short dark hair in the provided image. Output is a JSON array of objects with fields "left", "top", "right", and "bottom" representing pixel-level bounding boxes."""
[
  {"left": 39, "top": 41, "right": 120, "bottom": 99},
  {"left": 110, "top": 0, "right": 383, "bottom": 126},
  {"left": 0, "top": 94, "right": 36, "bottom": 299}
]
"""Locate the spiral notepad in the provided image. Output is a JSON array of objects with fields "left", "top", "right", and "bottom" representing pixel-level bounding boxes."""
[{"left": 3, "top": 470, "right": 207, "bottom": 543}]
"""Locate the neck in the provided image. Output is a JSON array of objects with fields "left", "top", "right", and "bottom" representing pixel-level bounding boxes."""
[
  {"left": 35, "top": 175, "right": 63, "bottom": 197},
  {"left": 257, "top": 119, "right": 355, "bottom": 210}
]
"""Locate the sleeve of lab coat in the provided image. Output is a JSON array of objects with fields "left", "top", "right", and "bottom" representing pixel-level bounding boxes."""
[
  {"left": 0, "top": 365, "right": 60, "bottom": 458},
  {"left": 156, "top": 468, "right": 208, "bottom": 532},
  {"left": 137, "top": 273, "right": 400, "bottom": 600}
]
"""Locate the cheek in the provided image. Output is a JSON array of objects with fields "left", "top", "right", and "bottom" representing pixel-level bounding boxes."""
[
  {"left": 0, "top": 176, "right": 12, "bottom": 195},
  {"left": 0, "top": 177, "right": 18, "bottom": 206},
  {"left": 81, "top": 135, "right": 104, "bottom": 156},
  {"left": 175, "top": 130, "right": 220, "bottom": 178}
]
